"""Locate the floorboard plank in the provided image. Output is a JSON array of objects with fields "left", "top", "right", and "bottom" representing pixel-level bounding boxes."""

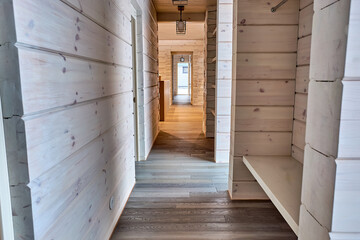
[{"left": 110, "top": 103, "right": 296, "bottom": 240}]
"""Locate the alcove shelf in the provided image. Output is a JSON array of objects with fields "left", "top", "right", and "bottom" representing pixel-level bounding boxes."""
[{"left": 243, "top": 156, "right": 303, "bottom": 235}]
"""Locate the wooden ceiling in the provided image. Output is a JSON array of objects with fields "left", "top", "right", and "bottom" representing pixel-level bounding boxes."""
[
  {"left": 153, "top": 0, "right": 217, "bottom": 13},
  {"left": 158, "top": 22, "right": 204, "bottom": 40}
]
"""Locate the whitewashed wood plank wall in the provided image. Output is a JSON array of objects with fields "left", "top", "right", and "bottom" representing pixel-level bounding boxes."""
[
  {"left": 299, "top": 0, "right": 357, "bottom": 239},
  {"left": 214, "top": 0, "right": 232, "bottom": 163},
  {"left": 229, "top": 0, "right": 299, "bottom": 200},
  {"left": 291, "top": 0, "right": 313, "bottom": 163},
  {"left": 0, "top": 0, "right": 159, "bottom": 239}
]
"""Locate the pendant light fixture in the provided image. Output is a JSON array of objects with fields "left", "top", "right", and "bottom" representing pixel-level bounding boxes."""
[{"left": 176, "top": 6, "right": 186, "bottom": 34}]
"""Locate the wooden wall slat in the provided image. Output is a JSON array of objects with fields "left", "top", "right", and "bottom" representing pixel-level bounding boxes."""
[
  {"left": 41, "top": 151, "right": 134, "bottom": 240},
  {"left": 235, "top": 80, "right": 295, "bottom": 106},
  {"left": 237, "top": 0, "right": 299, "bottom": 25},
  {"left": 294, "top": 93, "right": 308, "bottom": 122},
  {"left": 291, "top": 0, "right": 313, "bottom": 163},
  {"left": 292, "top": 145, "right": 304, "bottom": 164},
  {"left": 237, "top": 26, "right": 298, "bottom": 53},
  {"left": 236, "top": 54, "right": 297, "bottom": 79},
  {"left": 234, "top": 106, "right": 294, "bottom": 131},
  {"left": 297, "top": 35, "right": 311, "bottom": 66},
  {"left": 31, "top": 123, "right": 134, "bottom": 238},
  {"left": 25, "top": 93, "right": 133, "bottom": 181},
  {"left": 292, "top": 120, "right": 306, "bottom": 150},
  {"left": 18, "top": 48, "right": 132, "bottom": 114},
  {"left": 306, "top": 80, "right": 343, "bottom": 157},
  {"left": 301, "top": 145, "right": 336, "bottom": 231},
  {"left": 13, "top": 0, "right": 132, "bottom": 66},
  {"left": 310, "top": 0, "right": 350, "bottom": 80},
  {"left": 300, "top": 0, "right": 313, "bottom": 10},
  {"left": 295, "top": 66, "right": 310, "bottom": 94},
  {"left": 233, "top": 132, "right": 292, "bottom": 156},
  {"left": 298, "top": 4, "right": 314, "bottom": 38},
  {"left": 62, "top": 0, "right": 132, "bottom": 43}
]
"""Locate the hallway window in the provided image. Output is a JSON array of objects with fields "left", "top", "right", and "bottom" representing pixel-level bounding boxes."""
[{"left": 177, "top": 62, "right": 189, "bottom": 95}]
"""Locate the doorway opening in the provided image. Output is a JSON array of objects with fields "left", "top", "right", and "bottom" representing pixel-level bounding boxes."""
[
  {"left": 130, "top": 1, "right": 146, "bottom": 161},
  {"left": 177, "top": 62, "right": 190, "bottom": 95},
  {"left": 172, "top": 53, "right": 192, "bottom": 105}
]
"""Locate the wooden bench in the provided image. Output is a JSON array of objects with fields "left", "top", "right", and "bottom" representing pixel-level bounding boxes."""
[{"left": 243, "top": 156, "right": 303, "bottom": 235}]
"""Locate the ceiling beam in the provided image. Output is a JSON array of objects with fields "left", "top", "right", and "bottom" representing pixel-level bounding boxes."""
[{"left": 157, "top": 12, "right": 205, "bottom": 22}]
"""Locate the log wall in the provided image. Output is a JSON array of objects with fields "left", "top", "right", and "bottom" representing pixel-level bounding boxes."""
[
  {"left": 0, "top": 0, "right": 159, "bottom": 239},
  {"left": 298, "top": 0, "right": 352, "bottom": 239}
]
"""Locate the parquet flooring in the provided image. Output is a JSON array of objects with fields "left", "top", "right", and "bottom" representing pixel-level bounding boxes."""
[{"left": 110, "top": 103, "right": 297, "bottom": 240}]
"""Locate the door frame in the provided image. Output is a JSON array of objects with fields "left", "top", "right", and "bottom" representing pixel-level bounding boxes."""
[
  {"left": 171, "top": 52, "right": 193, "bottom": 104},
  {"left": 131, "top": 14, "right": 139, "bottom": 162},
  {"left": 0, "top": 98, "right": 15, "bottom": 240},
  {"left": 130, "top": 0, "right": 146, "bottom": 161}
]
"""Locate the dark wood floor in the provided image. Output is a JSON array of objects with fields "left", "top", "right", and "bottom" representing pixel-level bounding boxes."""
[{"left": 110, "top": 103, "right": 297, "bottom": 240}]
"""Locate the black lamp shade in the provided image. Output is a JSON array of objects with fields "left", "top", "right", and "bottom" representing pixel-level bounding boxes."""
[{"left": 176, "top": 20, "right": 186, "bottom": 34}]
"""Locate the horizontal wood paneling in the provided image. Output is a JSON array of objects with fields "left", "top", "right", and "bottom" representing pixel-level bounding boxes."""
[
  {"left": 302, "top": 145, "right": 336, "bottom": 231},
  {"left": 234, "top": 106, "right": 294, "bottom": 132},
  {"left": 7, "top": 0, "right": 159, "bottom": 239},
  {"left": 236, "top": 54, "right": 297, "bottom": 79},
  {"left": 18, "top": 48, "right": 132, "bottom": 114},
  {"left": 300, "top": 0, "right": 313, "bottom": 9},
  {"left": 230, "top": 156, "right": 255, "bottom": 181},
  {"left": 41, "top": 150, "right": 135, "bottom": 240},
  {"left": 306, "top": 80, "right": 343, "bottom": 157},
  {"left": 13, "top": 0, "right": 132, "bottom": 66},
  {"left": 298, "top": 205, "right": 329, "bottom": 240},
  {"left": 236, "top": 26, "right": 298, "bottom": 53},
  {"left": 292, "top": 145, "right": 304, "bottom": 164},
  {"left": 310, "top": 0, "right": 350, "bottom": 80},
  {"left": 295, "top": 66, "right": 310, "bottom": 94},
  {"left": 292, "top": 2, "right": 313, "bottom": 163},
  {"left": 233, "top": 132, "right": 292, "bottom": 156},
  {"left": 235, "top": 80, "right": 295, "bottom": 106},
  {"left": 297, "top": 35, "right": 311, "bottom": 66},
  {"left": 29, "top": 120, "right": 134, "bottom": 237},
  {"left": 292, "top": 120, "right": 306, "bottom": 150},
  {"left": 298, "top": 4, "right": 313, "bottom": 38},
  {"left": 294, "top": 93, "right": 308, "bottom": 122},
  {"left": 236, "top": 0, "right": 299, "bottom": 25},
  {"left": 25, "top": 93, "right": 133, "bottom": 181},
  {"left": 230, "top": 0, "right": 298, "bottom": 199},
  {"left": 62, "top": 0, "right": 132, "bottom": 41}
]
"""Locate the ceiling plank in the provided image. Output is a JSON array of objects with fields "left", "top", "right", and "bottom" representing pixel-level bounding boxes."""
[
  {"left": 153, "top": 0, "right": 217, "bottom": 13},
  {"left": 157, "top": 12, "right": 205, "bottom": 22}
]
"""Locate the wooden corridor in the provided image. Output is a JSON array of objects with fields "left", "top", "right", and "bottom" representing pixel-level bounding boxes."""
[{"left": 110, "top": 103, "right": 297, "bottom": 240}]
